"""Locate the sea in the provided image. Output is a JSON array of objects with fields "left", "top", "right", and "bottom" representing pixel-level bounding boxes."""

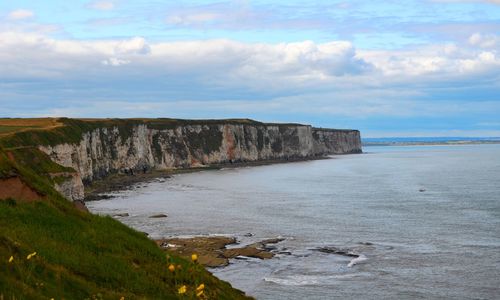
[{"left": 87, "top": 144, "right": 500, "bottom": 299}]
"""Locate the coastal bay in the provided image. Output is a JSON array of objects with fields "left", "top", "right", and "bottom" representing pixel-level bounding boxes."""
[{"left": 88, "top": 144, "right": 500, "bottom": 299}]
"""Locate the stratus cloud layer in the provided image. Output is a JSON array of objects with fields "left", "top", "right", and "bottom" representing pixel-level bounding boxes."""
[
  {"left": 0, "top": 31, "right": 498, "bottom": 84},
  {"left": 0, "top": 30, "right": 499, "bottom": 136}
]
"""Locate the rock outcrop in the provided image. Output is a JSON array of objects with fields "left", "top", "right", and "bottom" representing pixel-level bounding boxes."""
[
  {"left": 38, "top": 120, "right": 361, "bottom": 200},
  {"left": 156, "top": 236, "right": 285, "bottom": 268}
]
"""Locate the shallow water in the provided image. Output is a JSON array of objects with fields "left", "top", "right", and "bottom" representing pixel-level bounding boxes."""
[{"left": 87, "top": 144, "right": 500, "bottom": 299}]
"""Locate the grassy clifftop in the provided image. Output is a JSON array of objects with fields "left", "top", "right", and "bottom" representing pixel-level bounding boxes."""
[
  {"left": 0, "top": 117, "right": 307, "bottom": 148},
  {"left": 0, "top": 121, "right": 251, "bottom": 299}
]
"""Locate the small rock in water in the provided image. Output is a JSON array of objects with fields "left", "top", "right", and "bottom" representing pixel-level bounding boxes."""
[
  {"left": 312, "top": 246, "right": 359, "bottom": 258},
  {"left": 149, "top": 214, "right": 168, "bottom": 218},
  {"left": 419, "top": 188, "right": 426, "bottom": 192},
  {"left": 359, "top": 242, "right": 373, "bottom": 246},
  {"left": 243, "top": 233, "right": 253, "bottom": 237},
  {"left": 260, "top": 238, "right": 285, "bottom": 244},
  {"left": 234, "top": 256, "right": 249, "bottom": 260},
  {"left": 113, "top": 213, "right": 129, "bottom": 217}
]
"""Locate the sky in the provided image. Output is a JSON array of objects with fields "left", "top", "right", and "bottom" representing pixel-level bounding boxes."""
[{"left": 0, "top": 1, "right": 499, "bottom": 137}]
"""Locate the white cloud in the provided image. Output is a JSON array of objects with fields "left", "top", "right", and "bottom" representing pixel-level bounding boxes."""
[
  {"left": 87, "top": 1, "right": 114, "bottom": 11},
  {"left": 469, "top": 33, "right": 499, "bottom": 48},
  {"left": 0, "top": 31, "right": 497, "bottom": 85},
  {"left": 7, "top": 9, "right": 34, "bottom": 20},
  {"left": 115, "top": 37, "right": 150, "bottom": 55},
  {"left": 167, "top": 12, "right": 220, "bottom": 25},
  {"left": 359, "top": 43, "right": 500, "bottom": 77},
  {"left": 101, "top": 57, "right": 130, "bottom": 66},
  {"left": 0, "top": 30, "right": 498, "bottom": 124}
]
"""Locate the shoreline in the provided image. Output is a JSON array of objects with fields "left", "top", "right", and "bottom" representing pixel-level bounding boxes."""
[{"left": 84, "top": 155, "right": 332, "bottom": 201}]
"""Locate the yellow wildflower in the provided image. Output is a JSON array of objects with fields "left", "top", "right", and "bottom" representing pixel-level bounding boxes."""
[
  {"left": 178, "top": 285, "right": 187, "bottom": 294},
  {"left": 26, "top": 252, "right": 37, "bottom": 260},
  {"left": 196, "top": 283, "right": 205, "bottom": 291},
  {"left": 191, "top": 253, "right": 198, "bottom": 262},
  {"left": 8, "top": 256, "right": 14, "bottom": 263},
  {"left": 120, "top": 297, "right": 125, "bottom": 300},
  {"left": 168, "top": 264, "right": 175, "bottom": 272},
  {"left": 196, "top": 290, "right": 204, "bottom": 297}
]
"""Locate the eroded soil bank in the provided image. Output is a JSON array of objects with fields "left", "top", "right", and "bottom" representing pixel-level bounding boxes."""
[{"left": 0, "top": 177, "right": 44, "bottom": 202}]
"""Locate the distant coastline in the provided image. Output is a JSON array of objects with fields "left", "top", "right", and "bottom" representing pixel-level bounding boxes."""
[{"left": 362, "top": 137, "right": 500, "bottom": 146}]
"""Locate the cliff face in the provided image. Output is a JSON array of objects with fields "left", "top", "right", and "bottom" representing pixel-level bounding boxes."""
[
  {"left": 38, "top": 122, "right": 361, "bottom": 201},
  {"left": 312, "top": 128, "right": 362, "bottom": 154}
]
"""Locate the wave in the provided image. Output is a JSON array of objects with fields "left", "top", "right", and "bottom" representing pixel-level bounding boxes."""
[
  {"left": 264, "top": 274, "right": 360, "bottom": 286},
  {"left": 347, "top": 254, "right": 367, "bottom": 267}
]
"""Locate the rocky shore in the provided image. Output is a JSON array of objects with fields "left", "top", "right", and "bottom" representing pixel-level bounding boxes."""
[{"left": 155, "top": 236, "right": 285, "bottom": 268}]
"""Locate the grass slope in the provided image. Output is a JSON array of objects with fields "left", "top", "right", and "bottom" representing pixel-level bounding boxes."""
[
  {"left": 0, "top": 122, "right": 251, "bottom": 299},
  {"left": 0, "top": 199, "right": 248, "bottom": 299}
]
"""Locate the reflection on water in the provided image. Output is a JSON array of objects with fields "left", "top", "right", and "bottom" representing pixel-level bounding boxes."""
[{"left": 88, "top": 144, "right": 500, "bottom": 299}]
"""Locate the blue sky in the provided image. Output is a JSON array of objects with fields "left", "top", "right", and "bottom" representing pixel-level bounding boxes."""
[{"left": 0, "top": 0, "right": 499, "bottom": 137}]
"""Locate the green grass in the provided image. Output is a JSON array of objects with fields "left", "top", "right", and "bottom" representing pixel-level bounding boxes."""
[
  {"left": 0, "top": 126, "right": 38, "bottom": 134},
  {"left": 0, "top": 117, "right": 306, "bottom": 149},
  {"left": 0, "top": 199, "right": 248, "bottom": 299}
]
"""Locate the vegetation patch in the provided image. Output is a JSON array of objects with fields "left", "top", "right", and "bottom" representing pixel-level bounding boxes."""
[
  {"left": 152, "top": 134, "right": 164, "bottom": 162},
  {"left": 271, "top": 138, "right": 283, "bottom": 153},
  {"left": 0, "top": 118, "right": 62, "bottom": 137},
  {"left": 0, "top": 199, "right": 250, "bottom": 299},
  {"left": 185, "top": 126, "right": 223, "bottom": 154},
  {"left": 256, "top": 128, "right": 265, "bottom": 151}
]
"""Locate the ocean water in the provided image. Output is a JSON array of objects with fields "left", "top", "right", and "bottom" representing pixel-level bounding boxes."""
[{"left": 87, "top": 144, "right": 500, "bottom": 299}]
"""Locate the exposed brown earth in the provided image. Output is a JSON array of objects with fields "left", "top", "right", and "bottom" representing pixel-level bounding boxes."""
[
  {"left": 0, "top": 177, "right": 44, "bottom": 202},
  {"left": 73, "top": 200, "right": 89, "bottom": 212}
]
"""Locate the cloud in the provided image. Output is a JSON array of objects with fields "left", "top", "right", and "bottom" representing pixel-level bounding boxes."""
[
  {"left": 359, "top": 43, "right": 500, "bottom": 77},
  {"left": 0, "top": 32, "right": 369, "bottom": 82},
  {"left": 7, "top": 9, "right": 35, "bottom": 20},
  {"left": 162, "top": 2, "right": 330, "bottom": 31},
  {"left": 167, "top": 12, "right": 220, "bottom": 26},
  {"left": 87, "top": 1, "right": 114, "bottom": 11},
  {"left": 0, "top": 30, "right": 498, "bottom": 128},
  {"left": 469, "top": 33, "right": 499, "bottom": 48},
  {"left": 0, "top": 31, "right": 497, "bottom": 85},
  {"left": 101, "top": 57, "right": 130, "bottom": 66}
]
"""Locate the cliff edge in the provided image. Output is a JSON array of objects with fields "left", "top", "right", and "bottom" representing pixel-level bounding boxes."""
[{"left": 1, "top": 118, "right": 361, "bottom": 201}]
